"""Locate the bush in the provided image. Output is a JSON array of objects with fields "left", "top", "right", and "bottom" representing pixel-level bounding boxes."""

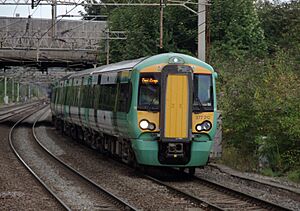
[
  {"left": 287, "top": 170, "right": 300, "bottom": 183},
  {"left": 213, "top": 50, "right": 300, "bottom": 175}
]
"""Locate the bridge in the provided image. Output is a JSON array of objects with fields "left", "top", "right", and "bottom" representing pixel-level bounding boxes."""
[
  {"left": 0, "top": 0, "right": 206, "bottom": 69},
  {"left": 0, "top": 17, "right": 107, "bottom": 68}
]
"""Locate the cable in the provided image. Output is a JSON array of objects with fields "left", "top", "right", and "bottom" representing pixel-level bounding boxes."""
[
  {"left": 0, "top": 19, "right": 23, "bottom": 30},
  {"left": 39, "top": 2, "right": 82, "bottom": 39},
  {"left": 12, "top": 4, "right": 19, "bottom": 17},
  {"left": 0, "top": 3, "right": 39, "bottom": 31},
  {"left": 30, "top": 4, "right": 39, "bottom": 16},
  {"left": 60, "top": 17, "right": 97, "bottom": 35}
]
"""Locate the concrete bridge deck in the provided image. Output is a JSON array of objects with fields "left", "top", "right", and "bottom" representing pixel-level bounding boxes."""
[{"left": 0, "top": 17, "right": 106, "bottom": 68}]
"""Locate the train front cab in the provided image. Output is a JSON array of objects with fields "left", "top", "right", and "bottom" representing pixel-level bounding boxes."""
[{"left": 131, "top": 55, "right": 217, "bottom": 170}]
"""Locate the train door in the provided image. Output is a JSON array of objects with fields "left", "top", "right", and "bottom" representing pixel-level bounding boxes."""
[{"left": 159, "top": 65, "right": 193, "bottom": 164}]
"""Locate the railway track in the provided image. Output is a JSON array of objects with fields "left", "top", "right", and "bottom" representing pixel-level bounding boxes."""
[
  {"left": 0, "top": 101, "right": 42, "bottom": 123},
  {"left": 9, "top": 106, "right": 137, "bottom": 211},
  {"left": 144, "top": 168, "right": 292, "bottom": 211},
  {"left": 207, "top": 163, "right": 300, "bottom": 197},
  {"left": 15, "top": 107, "right": 295, "bottom": 210}
]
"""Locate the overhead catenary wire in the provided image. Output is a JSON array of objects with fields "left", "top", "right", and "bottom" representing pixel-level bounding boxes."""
[
  {"left": 39, "top": 1, "right": 82, "bottom": 40},
  {"left": 0, "top": 4, "right": 42, "bottom": 31}
]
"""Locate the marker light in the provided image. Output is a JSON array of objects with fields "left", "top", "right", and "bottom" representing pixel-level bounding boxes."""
[
  {"left": 168, "top": 56, "right": 185, "bottom": 64},
  {"left": 196, "top": 121, "right": 212, "bottom": 132},
  {"left": 148, "top": 123, "right": 156, "bottom": 131}
]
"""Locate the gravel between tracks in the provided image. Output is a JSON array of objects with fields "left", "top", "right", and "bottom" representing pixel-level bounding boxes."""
[
  {"left": 0, "top": 110, "right": 63, "bottom": 210},
  {"left": 13, "top": 108, "right": 121, "bottom": 210},
  {"left": 196, "top": 165, "right": 300, "bottom": 210},
  {"left": 36, "top": 110, "right": 202, "bottom": 210},
  {"left": 37, "top": 110, "right": 300, "bottom": 210}
]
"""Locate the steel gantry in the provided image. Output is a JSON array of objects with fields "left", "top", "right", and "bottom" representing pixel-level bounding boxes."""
[{"left": 0, "top": 0, "right": 208, "bottom": 61}]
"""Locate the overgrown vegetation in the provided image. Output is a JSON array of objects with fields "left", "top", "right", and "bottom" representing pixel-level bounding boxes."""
[
  {"left": 0, "top": 80, "right": 40, "bottom": 105},
  {"left": 84, "top": 0, "right": 300, "bottom": 181}
]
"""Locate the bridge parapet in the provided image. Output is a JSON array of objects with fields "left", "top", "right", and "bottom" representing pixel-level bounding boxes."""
[{"left": 0, "top": 17, "right": 106, "bottom": 67}]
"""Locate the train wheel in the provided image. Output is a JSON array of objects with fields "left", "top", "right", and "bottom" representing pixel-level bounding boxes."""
[
  {"left": 188, "top": 167, "right": 195, "bottom": 176},
  {"left": 60, "top": 120, "right": 64, "bottom": 135},
  {"left": 71, "top": 125, "right": 78, "bottom": 141},
  {"left": 179, "top": 167, "right": 185, "bottom": 172}
]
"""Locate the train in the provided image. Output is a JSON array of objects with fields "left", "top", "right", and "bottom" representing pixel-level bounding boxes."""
[{"left": 50, "top": 53, "right": 218, "bottom": 174}]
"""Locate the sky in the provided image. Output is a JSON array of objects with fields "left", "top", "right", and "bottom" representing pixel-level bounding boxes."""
[
  {"left": 0, "top": 4, "right": 84, "bottom": 20},
  {"left": 0, "top": 0, "right": 289, "bottom": 20}
]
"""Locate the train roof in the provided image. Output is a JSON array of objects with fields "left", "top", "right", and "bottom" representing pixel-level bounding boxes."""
[
  {"left": 68, "top": 57, "right": 147, "bottom": 79},
  {"left": 60, "top": 53, "right": 214, "bottom": 82}
]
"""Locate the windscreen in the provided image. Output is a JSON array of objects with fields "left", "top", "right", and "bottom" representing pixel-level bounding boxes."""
[
  {"left": 138, "top": 73, "right": 160, "bottom": 111},
  {"left": 193, "top": 74, "right": 213, "bottom": 111}
]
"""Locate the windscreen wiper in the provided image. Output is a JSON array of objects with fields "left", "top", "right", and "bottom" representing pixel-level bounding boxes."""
[
  {"left": 147, "top": 97, "right": 158, "bottom": 112},
  {"left": 193, "top": 93, "right": 205, "bottom": 113}
]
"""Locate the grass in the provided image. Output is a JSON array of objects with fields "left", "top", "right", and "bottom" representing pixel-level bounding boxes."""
[
  {"left": 219, "top": 145, "right": 300, "bottom": 184},
  {"left": 287, "top": 169, "right": 300, "bottom": 183},
  {"left": 218, "top": 146, "right": 258, "bottom": 172}
]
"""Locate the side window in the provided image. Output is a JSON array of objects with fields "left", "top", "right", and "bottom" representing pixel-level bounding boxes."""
[
  {"left": 56, "top": 88, "right": 59, "bottom": 104},
  {"left": 59, "top": 87, "right": 63, "bottom": 104},
  {"left": 75, "top": 86, "right": 78, "bottom": 106},
  {"left": 99, "top": 85, "right": 106, "bottom": 110},
  {"left": 88, "top": 85, "right": 93, "bottom": 108},
  {"left": 117, "top": 83, "right": 131, "bottom": 112},
  {"left": 84, "top": 85, "right": 89, "bottom": 108},
  {"left": 110, "top": 84, "right": 117, "bottom": 111},
  {"left": 80, "top": 86, "right": 84, "bottom": 107},
  {"left": 94, "top": 85, "right": 100, "bottom": 109},
  {"left": 51, "top": 88, "right": 56, "bottom": 103},
  {"left": 65, "top": 86, "right": 69, "bottom": 105}
]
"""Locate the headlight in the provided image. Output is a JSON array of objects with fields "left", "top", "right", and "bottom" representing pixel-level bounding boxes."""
[
  {"left": 139, "top": 119, "right": 156, "bottom": 131},
  {"left": 196, "top": 121, "right": 212, "bottom": 132},
  {"left": 139, "top": 120, "right": 149, "bottom": 129}
]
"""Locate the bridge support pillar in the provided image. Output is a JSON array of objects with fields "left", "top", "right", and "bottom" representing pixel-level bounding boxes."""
[
  {"left": 28, "top": 85, "right": 31, "bottom": 100},
  {"left": 12, "top": 78, "right": 14, "bottom": 102},
  {"left": 17, "top": 83, "right": 20, "bottom": 103},
  {"left": 4, "top": 77, "right": 8, "bottom": 104}
]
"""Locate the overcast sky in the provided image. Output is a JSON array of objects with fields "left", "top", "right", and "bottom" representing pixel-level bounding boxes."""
[
  {"left": 0, "top": 5, "right": 84, "bottom": 20},
  {"left": 0, "top": 0, "right": 289, "bottom": 20}
]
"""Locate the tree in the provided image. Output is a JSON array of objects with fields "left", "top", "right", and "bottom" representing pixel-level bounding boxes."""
[
  {"left": 107, "top": 6, "right": 198, "bottom": 62},
  {"left": 210, "top": 0, "right": 267, "bottom": 58},
  {"left": 257, "top": 0, "right": 300, "bottom": 59}
]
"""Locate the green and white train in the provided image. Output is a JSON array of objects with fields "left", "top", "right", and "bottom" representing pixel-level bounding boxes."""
[{"left": 50, "top": 53, "right": 218, "bottom": 174}]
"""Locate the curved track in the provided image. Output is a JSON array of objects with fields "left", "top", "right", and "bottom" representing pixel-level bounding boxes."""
[
  {"left": 0, "top": 101, "right": 42, "bottom": 123},
  {"left": 144, "top": 168, "right": 292, "bottom": 211},
  {"left": 208, "top": 163, "right": 300, "bottom": 197},
  {"left": 9, "top": 106, "right": 137, "bottom": 211}
]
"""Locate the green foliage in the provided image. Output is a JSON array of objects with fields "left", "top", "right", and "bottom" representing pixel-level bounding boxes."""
[
  {"left": 254, "top": 51, "right": 300, "bottom": 171},
  {"left": 257, "top": 0, "right": 300, "bottom": 59},
  {"left": 210, "top": 0, "right": 267, "bottom": 58},
  {"left": 220, "top": 145, "right": 258, "bottom": 172},
  {"left": 260, "top": 168, "right": 281, "bottom": 177},
  {"left": 287, "top": 169, "right": 300, "bottom": 183},
  {"left": 215, "top": 51, "right": 300, "bottom": 173},
  {"left": 0, "top": 79, "right": 18, "bottom": 104},
  {"left": 107, "top": 7, "right": 197, "bottom": 63},
  {"left": 108, "top": 7, "right": 160, "bottom": 62}
]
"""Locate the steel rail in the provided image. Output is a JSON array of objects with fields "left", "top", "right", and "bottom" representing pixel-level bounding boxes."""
[
  {"left": 0, "top": 102, "right": 41, "bottom": 123},
  {"left": 32, "top": 108, "right": 138, "bottom": 211},
  {"left": 209, "top": 163, "right": 300, "bottom": 195},
  {"left": 143, "top": 174, "right": 224, "bottom": 210},
  {"left": 191, "top": 173, "right": 292, "bottom": 211},
  {"left": 8, "top": 105, "right": 71, "bottom": 211},
  {"left": 145, "top": 168, "right": 292, "bottom": 210}
]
